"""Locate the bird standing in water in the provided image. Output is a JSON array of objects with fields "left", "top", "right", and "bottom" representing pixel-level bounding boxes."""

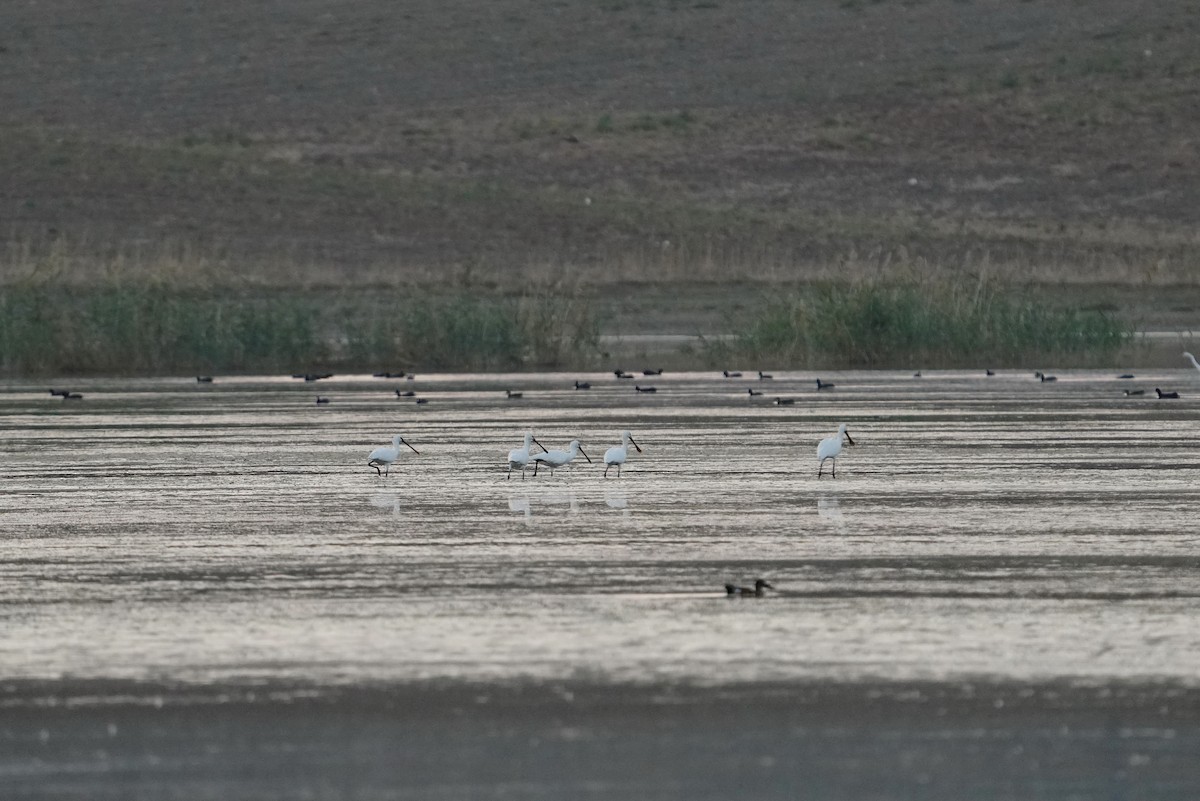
[
  {"left": 817, "top": 424, "right": 855, "bottom": 478},
  {"left": 507, "top": 432, "right": 546, "bottom": 480},
  {"left": 603, "top": 431, "right": 642, "bottom": 478},
  {"left": 368, "top": 435, "right": 420, "bottom": 476}
]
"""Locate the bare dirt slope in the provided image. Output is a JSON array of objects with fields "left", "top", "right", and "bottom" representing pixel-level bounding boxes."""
[{"left": 1, "top": 0, "right": 1198, "bottom": 296}]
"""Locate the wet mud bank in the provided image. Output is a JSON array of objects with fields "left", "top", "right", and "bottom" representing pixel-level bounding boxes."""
[{"left": 3, "top": 679, "right": 1198, "bottom": 800}]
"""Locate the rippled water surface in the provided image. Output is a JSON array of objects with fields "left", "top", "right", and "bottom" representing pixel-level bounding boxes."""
[{"left": 3, "top": 369, "right": 1199, "bottom": 688}]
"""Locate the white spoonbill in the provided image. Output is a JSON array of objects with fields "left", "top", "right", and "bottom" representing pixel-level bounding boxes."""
[
  {"left": 507, "top": 432, "right": 546, "bottom": 480},
  {"left": 604, "top": 431, "right": 642, "bottom": 478},
  {"left": 367, "top": 435, "right": 420, "bottom": 476},
  {"left": 532, "top": 439, "right": 592, "bottom": 476},
  {"left": 817, "top": 423, "right": 855, "bottom": 478},
  {"left": 1185, "top": 352, "right": 1200, "bottom": 373}
]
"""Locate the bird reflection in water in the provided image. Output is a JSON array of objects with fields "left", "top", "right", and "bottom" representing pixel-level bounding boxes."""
[
  {"left": 368, "top": 494, "right": 401, "bottom": 516},
  {"left": 505, "top": 490, "right": 578, "bottom": 522},
  {"left": 604, "top": 488, "right": 631, "bottom": 518},
  {"left": 816, "top": 496, "right": 844, "bottom": 528},
  {"left": 507, "top": 495, "right": 532, "bottom": 522}
]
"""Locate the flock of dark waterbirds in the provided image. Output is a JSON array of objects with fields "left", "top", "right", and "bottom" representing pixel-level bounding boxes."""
[{"left": 42, "top": 354, "right": 1197, "bottom": 407}]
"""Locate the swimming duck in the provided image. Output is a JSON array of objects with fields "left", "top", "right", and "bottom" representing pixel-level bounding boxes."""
[{"left": 725, "top": 579, "right": 774, "bottom": 597}]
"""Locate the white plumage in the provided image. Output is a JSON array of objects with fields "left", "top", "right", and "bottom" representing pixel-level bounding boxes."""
[
  {"left": 368, "top": 435, "right": 420, "bottom": 476},
  {"left": 603, "top": 431, "right": 642, "bottom": 478},
  {"left": 532, "top": 439, "right": 591, "bottom": 475},
  {"left": 816, "top": 424, "right": 854, "bottom": 478},
  {"left": 507, "top": 432, "right": 545, "bottom": 480}
]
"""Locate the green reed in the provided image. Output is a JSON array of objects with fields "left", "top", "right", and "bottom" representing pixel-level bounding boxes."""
[
  {"left": 0, "top": 285, "right": 600, "bottom": 375},
  {"left": 715, "top": 280, "right": 1131, "bottom": 368}
]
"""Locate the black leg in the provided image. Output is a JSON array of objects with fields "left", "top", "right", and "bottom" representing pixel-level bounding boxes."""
[{"left": 370, "top": 463, "right": 381, "bottom": 476}]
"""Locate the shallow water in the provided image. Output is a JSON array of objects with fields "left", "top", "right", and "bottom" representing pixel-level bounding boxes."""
[{"left": 2, "top": 368, "right": 1199, "bottom": 690}]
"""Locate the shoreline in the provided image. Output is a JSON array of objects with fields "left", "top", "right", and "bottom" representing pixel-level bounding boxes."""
[{"left": 4, "top": 674, "right": 1200, "bottom": 710}]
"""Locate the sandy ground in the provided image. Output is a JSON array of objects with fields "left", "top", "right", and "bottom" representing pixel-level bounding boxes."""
[{"left": 2, "top": 679, "right": 1197, "bottom": 800}]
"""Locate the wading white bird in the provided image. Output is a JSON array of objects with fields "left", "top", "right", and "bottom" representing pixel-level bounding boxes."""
[
  {"left": 817, "top": 423, "right": 855, "bottom": 478},
  {"left": 367, "top": 435, "right": 420, "bottom": 476},
  {"left": 532, "top": 439, "right": 592, "bottom": 476},
  {"left": 507, "top": 432, "right": 546, "bottom": 480},
  {"left": 1185, "top": 352, "right": 1200, "bottom": 373},
  {"left": 604, "top": 431, "right": 642, "bottom": 478}
]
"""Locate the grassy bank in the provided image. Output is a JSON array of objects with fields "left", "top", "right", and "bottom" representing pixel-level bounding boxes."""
[
  {"left": 0, "top": 285, "right": 600, "bottom": 376},
  {"left": 710, "top": 281, "right": 1132, "bottom": 369},
  {"left": 0, "top": 279, "right": 1138, "bottom": 376}
]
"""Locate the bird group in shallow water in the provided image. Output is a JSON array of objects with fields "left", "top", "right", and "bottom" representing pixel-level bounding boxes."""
[{"left": 351, "top": 361, "right": 1198, "bottom": 480}]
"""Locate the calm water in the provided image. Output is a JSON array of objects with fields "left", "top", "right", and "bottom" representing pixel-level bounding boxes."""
[{"left": 2, "top": 369, "right": 1199, "bottom": 690}]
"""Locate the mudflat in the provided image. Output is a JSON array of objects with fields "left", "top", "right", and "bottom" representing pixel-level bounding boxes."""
[{"left": 3, "top": 371, "right": 1200, "bottom": 797}]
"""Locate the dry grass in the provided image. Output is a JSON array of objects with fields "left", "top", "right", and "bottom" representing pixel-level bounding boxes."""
[{"left": 2, "top": 0, "right": 1199, "bottom": 347}]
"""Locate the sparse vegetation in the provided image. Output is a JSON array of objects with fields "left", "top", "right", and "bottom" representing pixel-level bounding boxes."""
[
  {"left": 0, "top": 284, "right": 600, "bottom": 376},
  {"left": 711, "top": 279, "right": 1132, "bottom": 368}
]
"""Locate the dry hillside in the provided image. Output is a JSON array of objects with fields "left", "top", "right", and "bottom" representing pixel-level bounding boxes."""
[{"left": 2, "top": 0, "right": 1198, "bottom": 305}]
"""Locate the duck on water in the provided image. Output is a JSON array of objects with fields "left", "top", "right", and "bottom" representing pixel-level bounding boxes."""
[{"left": 726, "top": 579, "right": 773, "bottom": 597}]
